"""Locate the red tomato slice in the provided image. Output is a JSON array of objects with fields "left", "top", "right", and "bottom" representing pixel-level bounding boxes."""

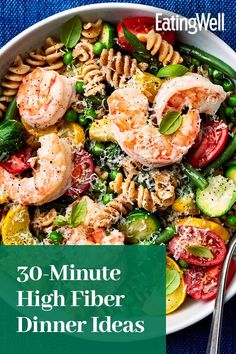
[
  {"left": 0, "top": 147, "right": 31, "bottom": 175},
  {"left": 66, "top": 149, "right": 95, "bottom": 198},
  {"left": 185, "top": 260, "right": 236, "bottom": 301},
  {"left": 169, "top": 226, "right": 226, "bottom": 266},
  {"left": 117, "top": 17, "right": 175, "bottom": 52},
  {"left": 187, "top": 120, "right": 228, "bottom": 168}
]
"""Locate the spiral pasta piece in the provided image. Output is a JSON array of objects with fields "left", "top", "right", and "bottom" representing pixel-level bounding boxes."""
[
  {"left": 137, "top": 30, "right": 183, "bottom": 65},
  {"left": 110, "top": 171, "right": 175, "bottom": 212},
  {"left": 82, "top": 59, "right": 105, "bottom": 96},
  {"left": 81, "top": 19, "right": 103, "bottom": 43},
  {"left": 93, "top": 194, "right": 134, "bottom": 229},
  {"left": 73, "top": 42, "right": 94, "bottom": 63},
  {"left": 44, "top": 37, "right": 65, "bottom": 72},
  {"left": 100, "top": 48, "right": 147, "bottom": 88},
  {"left": 0, "top": 55, "right": 31, "bottom": 117},
  {"left": 26, "top": 49, "right": 46, "bottom": 69}
]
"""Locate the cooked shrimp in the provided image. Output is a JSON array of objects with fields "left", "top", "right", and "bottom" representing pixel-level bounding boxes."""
[
  {"left": 0, "top": 133, "right": 72, "bottom": 205},
  {"left": 108, "top": 74, "right": 226, "bottom": 167},
  {"left": 153, "top": 73, "right": 226, "bottom": 123},
  {"left": 17, "top": 68, "right": 76, "bottom": 129}
]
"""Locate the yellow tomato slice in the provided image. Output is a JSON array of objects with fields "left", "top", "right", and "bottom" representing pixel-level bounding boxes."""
[
  {"left": 172, "top": 195, "right": 199, "bottom": 215},
  {"left": 2, "top": 205, "right": 35, "bottom": 245},
  {"left": 135, "top": 72, "right": 162, "bottom": 103},
  {"left": 166, "top": 256, "right": 186, "bottom": 314},
  {"left": 58, "top": 122, "right": 85, "bottom": 147},
  {"left": 89, "top": 117, "right": 115, "bottom": 142},
  {"left": 176, "top": 217, "right": 230, "bottom": 243}
]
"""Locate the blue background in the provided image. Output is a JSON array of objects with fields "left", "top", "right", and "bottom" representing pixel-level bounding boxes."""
[{"left": 0, "top": 1, "right": 235, "bottom": 353}]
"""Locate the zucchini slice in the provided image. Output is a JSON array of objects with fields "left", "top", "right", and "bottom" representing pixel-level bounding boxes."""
[
  {"left": 100, "top": 23, "right": 115, "bottom": 49},
  {"left": 119, "top": 209, "right": 160, "bottom": 244},
  {"left": 196, "top": 175, "right": 236, "bottom": 217}
]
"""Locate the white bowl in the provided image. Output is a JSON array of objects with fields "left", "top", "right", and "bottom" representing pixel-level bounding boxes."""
[{"left": 0, "top": 3, "right": 235, "bottom": 335}]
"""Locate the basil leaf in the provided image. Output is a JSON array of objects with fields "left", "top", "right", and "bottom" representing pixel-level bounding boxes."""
[
  {"left": 122, "top": 23, "right": 151, "bottom": 61},
  {"left": 187, "top": 244, "right": 214, "bottom": 259},
  {"left": 53, "top": 215, "right": 68, "bottom": 227},
  {"left": 166, "top": 269, "right": 181, "bottom": 295},
  {"left": 69, "top": 199, "right": 87, "bottom": 227},
  {"left": 157, "top": 64, "right": 189, "bottom": 78},
  {"left": 60, "top": 16, "right": 82, "bottom": 48},
  {"left": 159, "top": 111, "right": 183, "bottom": 135}
]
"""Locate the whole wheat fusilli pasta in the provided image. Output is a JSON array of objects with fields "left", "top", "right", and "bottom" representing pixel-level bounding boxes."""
[
  {"left": 44, "top": 37, "right": 65, "bottom": 72},
  {"left": 73, "top": 42, "right": 94, "bottom": 63},
  {"left": 137, "top": 30, "right": 183, "bottom": 66},
  {"left": 0, "top": 55, "right": 31, "bottom": 118},
  {"left": 110, "top": 171, "right": 175, "bottom": 212},
  {"left": 93, "top": 194, "right": 134, "bottom": 229},
  {"left": 82, "top": 59, "right": 105, "bottom": 96},
  {"left": 100, "top": 48, "right": 147, "bottom": 88},
  {"left": 81, "top": 19, "right": 103, "bottom": 43}
]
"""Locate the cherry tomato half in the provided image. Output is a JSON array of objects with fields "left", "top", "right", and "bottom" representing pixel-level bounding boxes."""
[
  {"left": 0, "top": 147, "right": 31, "bottom": 175},
  {"left": 169, "top": 226, "right": 226, "bottom": 266},
  {"left": 66, "top": 149, "right": 95, "bottom": 198},
  {"left": 185, "top": 260, "right": 236, "bottom": 301},
  {"left": 187, "top": 120, "right": 228, "bottom": 168},
  {"left": 117, "top": 17, "right": 175, "bottom": 52}
]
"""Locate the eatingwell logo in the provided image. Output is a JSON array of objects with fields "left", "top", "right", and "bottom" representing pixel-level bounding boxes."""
[{"left": 156, "top": 13, "right": 225, "bottom": 34}]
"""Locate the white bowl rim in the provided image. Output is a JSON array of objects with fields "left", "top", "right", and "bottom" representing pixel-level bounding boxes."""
[{"left": 0, "top": 2, "right": 235, "bottom": 335}]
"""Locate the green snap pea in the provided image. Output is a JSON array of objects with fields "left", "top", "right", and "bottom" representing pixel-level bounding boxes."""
[
  {"left": 65, "top": 109, "right": 78, "bottom": 122},
  {"left": 182, "top": 162, "right": 209, "bottom": 189},
  {"left": 91, "top": 142, "right": 105, "bottom": 156},
  {"left": 176, "top": 42, "right": 236, "bottom": 79},
  {"left": 155, "top": 225, "right": 176, "bottom": 245},
  {"left": 63, "top": 52, "right": 74, "bottom": 65},
  {"left": 229, "top": 94, "right": 236, "bottom": 107},
  {"left": 49, "top": 231, "right": 63, "bottom": 244},
  {"left": 109, "top": 169, "right": 120, "bottom": 181},
  {"left": 224, "top": 106, "right": 235, "bottom": 118},
  {"left": 203, "top": 134, "right": 236, "bottom": 176},
  {"left": 75, "top": 81, "right": 84, "bottom": 94},
  {"left": 102, "top": 193, "right": 114, "bottom": 205},
  {"left": 223, "top": 78, "right": 235, "bottom": 92},
  {"left": 4, "top": 97, "right": 18, "bottom": 121},
  {"left": 93, "top": 42, "right": 106, "bottom": 55}
]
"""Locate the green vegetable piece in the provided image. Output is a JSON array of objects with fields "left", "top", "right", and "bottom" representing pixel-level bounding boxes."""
[
  {"left": 196, "top": 175, "right": 236, "bottom": 217},
  {"left": 0, "top": 120, "right": 26, "bottom": 161},
  {"left": 49, "top": 231, "right": 63, "bottom": 244},
  {"left": 91, "top": 178, "right": 107, "bottom": 194},
  {"left": 102, "top": 193, "right": 114, "bottom": 205},
  {"left": 159, "top": 111, "right": 183, "bottom": 135},
  {"left": 229, "top": 94, "right": 236, "bottom": 107},
  {"left": 109, "top": 169, "right": 120, "bottom": 181},
  {"left": 4, "top": 97, "right": 18, "bottom": 121},
  {"left": 155, "top": 225, "right": 176, "bottom": 245},
  {"left": 187, "top": 244, "right": 213, "bottom": 259},
  {"left": 224, "top": 106, "right": 234, "bottom": 118},
  {"left": 157, "top": 64, "right": 188, "bottom": 78},
  {"left": 85, "top": 107, "right": 97, "bottom": 119},
  {"left": 65, "top": 109, "right": 78, "bottom": 122},
  {"left": 212, "top": 69, "right": 224, "bottom": 81},
  {"left": 203, "top": 134, "right": 236, "bottom": 176},
  {"left": 78, "top": 114, "right": 90, "bottom": 126},
  {"left": 208, "top": 67, "right": 214, "bottom": 76},
  {"left": 63, "top": 51, "right": 74, "bottom": 65},
  {"left": 225, "top": 166, "right": 236, "bottom": 184},
  {"left": 176, "top": 42, "right": 236, "bottom": 79},
  {"left": 166, "top": 269, "right": 181, "bottom": 295},
  {"left": 223, "top": 78, "right": 235, "bottom": 92},
  {"left": 93, "top": 41, "right": 106, "bottom": 55},
  {"left": 69, "top": 199, "right": 87, "bottom": 228},
  {"left": 178, "top": 260, "right": 189, "bottom": 269},
  {"left": 120, "top": 210, "right": 160, "bottom": 244},
  {"left": 191, "top": 58, "right": 201, "bottom": 67},
  {"left": 182, "top": 162, "right": 209, "bottom": 190},
  {"left": 60, "top": 16, "right": 82, "bottom": 48},
  {"left": 91, "top": 142, "right": 105, "bottom": 156},
  {"left": 226, "top": 214, "right": 236, "bottom": 226},
  {"left": 75, "top": 81, "right": 84, "bottom": 94},
  {"left": 100, "top": 23, "right": 115, "bottom": 49},
  {"left": 53, "top": 215, "right": 68, "bottom": 227}
]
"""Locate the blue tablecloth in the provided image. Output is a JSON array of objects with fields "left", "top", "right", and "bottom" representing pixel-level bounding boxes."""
[{"left": 0, "top": 1, "right": 235, "bottom": 353}]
